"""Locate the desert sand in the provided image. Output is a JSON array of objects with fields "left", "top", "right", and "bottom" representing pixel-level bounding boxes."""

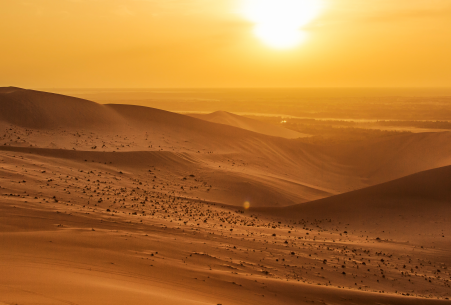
[
  {"left": 188, "top": 111, "right": 309, "bottom": 139},
  {"left": 1, "top": 87, "right": 450, "bottom": 304}
]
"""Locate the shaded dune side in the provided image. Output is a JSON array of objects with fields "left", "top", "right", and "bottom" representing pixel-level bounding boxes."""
[
  {"left": 320, "top": 131, "right": 451, "bottom": 185},
  {"left": 0, "top": 88, "right": 125, "bottom": 129},
  {"left": 259, "top": 165, "right": 451, "bottom": 241},
  {"left": 284, "top": 164, "right": 451, "bottom": 213}
]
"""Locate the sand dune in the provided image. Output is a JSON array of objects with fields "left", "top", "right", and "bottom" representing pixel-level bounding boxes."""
[
  {"left": 1, "top": 88, "right": 450, "bottom": 303},
  {"left": 1, "top": 143, "right": 450, "bottom": 303},
  {"left": 189, "top": 111, "right": 308, "bottom": 139},
  {"left": 3, "top": 88, "right": 451, "bottom": 207},
  {"left": 0, "top": 87, "right": 125, "bottom": 129},
  {"left": 264, "top": 165, "right": 451, "bottom": 245}
]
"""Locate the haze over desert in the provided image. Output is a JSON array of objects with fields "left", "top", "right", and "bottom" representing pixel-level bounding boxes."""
[{"left": 1, "top": 0, "right": 451, "bottom": 304}]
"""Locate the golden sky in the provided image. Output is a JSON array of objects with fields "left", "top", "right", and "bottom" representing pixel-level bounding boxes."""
[{"left": 1, "top": 0, "right": 450, "bottom": 88}]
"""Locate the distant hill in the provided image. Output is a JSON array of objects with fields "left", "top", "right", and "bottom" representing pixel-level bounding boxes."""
[{"left": 189, "top": 111, "right": 308, "bottom": 139}]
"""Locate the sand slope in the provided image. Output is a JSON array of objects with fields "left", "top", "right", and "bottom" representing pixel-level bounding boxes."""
[
  {"left": 3, "top": 88, "right": 451, "bottom": 208},
  {"left": 265, "top": 165, "right": 451, "bottom": 245},
  {"left": 324, "top": 131, "right": 451, "bottom": 186},
  {"left": 1, "top": 146, "right": 450, "bottom": 304},
  {"left": 189, "top": 111, "right": 308, "bottom": 139},
  {"left": 0, "top": 87, "right": 125, "bottom": 129},
  {"left": 1, "top": 88, "right": 451, "bottom": 303}
]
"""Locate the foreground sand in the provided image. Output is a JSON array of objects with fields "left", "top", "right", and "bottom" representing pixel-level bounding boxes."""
[{"left": 1, "top": 88, "right": 450, "bottom": 304}]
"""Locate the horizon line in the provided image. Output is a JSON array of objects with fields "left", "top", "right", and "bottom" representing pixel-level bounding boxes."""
[{"left": 34, "top": 86, "right": 451, "bottom": 90}]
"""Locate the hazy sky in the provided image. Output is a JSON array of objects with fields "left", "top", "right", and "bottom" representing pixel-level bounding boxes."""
[{"left": 1, "top": 0, "right": 450, "bottom": 88}]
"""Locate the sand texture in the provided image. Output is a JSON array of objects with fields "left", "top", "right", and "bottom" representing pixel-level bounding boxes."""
[{"left": 1, "top": 88, "right": 450, "bottom": 304}]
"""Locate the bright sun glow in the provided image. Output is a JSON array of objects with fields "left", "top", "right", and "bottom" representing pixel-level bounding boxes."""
[{"left": 242, "top": 0, "right": 323, "bottom": 49}]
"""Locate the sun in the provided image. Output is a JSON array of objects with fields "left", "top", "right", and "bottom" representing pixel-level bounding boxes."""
[{"left": 242, "top": 0, "right": 323, "bottom": 49}]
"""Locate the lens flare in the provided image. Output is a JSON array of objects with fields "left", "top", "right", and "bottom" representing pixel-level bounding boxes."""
[{"left": 242, "top": 0, "right": 323, "bottom": 49}]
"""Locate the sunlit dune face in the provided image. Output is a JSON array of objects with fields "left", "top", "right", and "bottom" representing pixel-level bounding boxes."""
[{"left": 242, "top": 0, "right": 323, "bottom": 49}]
